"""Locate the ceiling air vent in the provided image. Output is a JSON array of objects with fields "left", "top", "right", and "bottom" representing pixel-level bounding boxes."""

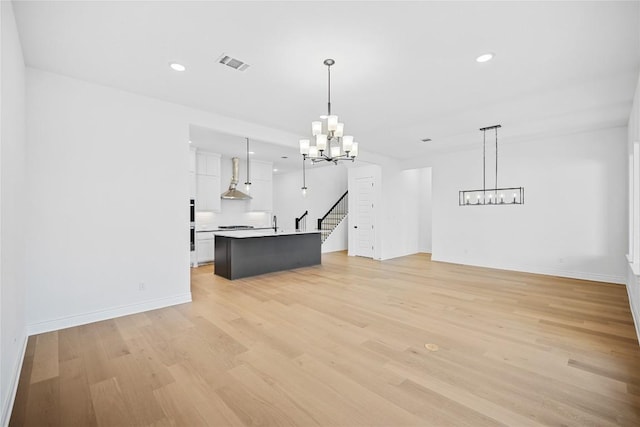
[{"left": 217, "top": 54, "right": 250, "bottom": 71}]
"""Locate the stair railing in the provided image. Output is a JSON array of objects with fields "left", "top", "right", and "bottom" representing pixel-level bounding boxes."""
[
  {"left": 295, "top": 210, "right": 308, "bottom": 231},
  {"left": 317, "top": 191, "right": 348, "bottom": 242}
]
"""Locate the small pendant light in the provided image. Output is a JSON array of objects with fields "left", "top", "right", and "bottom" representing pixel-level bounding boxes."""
[
  {"left": 301, "top": 157, "right": 308, "bottom": 197},
  {"left": 244, "top": 137, "right": 251, "bottom": 192}
]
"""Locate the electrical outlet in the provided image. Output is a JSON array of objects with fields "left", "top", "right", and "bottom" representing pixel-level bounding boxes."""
[{"left": 139, "top": 282, "right": 145, "bottom": 291}]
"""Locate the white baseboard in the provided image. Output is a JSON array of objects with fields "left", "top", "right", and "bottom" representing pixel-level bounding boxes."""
[
  {"left": 26, "top": 293, "right": 192, "bottom": 336},
  {"left": 1, "top": 334, "right": 28, "bottom": 427},
  {"left": 430, "top": 255, "right": 625, "bottom": 285},
  {"left": 625, "top": 264, "right": 640, "bottom": 344},
  {"left": 627, "top": 284, "right": 640, "bottom": 344}
]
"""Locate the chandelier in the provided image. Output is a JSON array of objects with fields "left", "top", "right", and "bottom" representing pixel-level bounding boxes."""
[
  {"left": 459, "top": 125, "right": 524, "bottom": 206},
  {"left": 299, "top": 59, "right": 359, "bottom": 164}
]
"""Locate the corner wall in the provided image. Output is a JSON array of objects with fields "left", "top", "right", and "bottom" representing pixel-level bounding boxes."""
[
  {"left": 24, "top": 68, "right": 306, "bottom": 335},
  {"left": 1, "top": 1, "right": 27, "bottom": 424},
  {"left": 626, "top": 71, "right": 640, "bottom": 340},
  {"left": 431, "top": 126, "right": 628, "bottom": 284},
  {"left": 25, "top": 68, "right": 192, "bottom": 333},
  {"left": 418, "top": 168, "right": 433, "bottom": 253}
]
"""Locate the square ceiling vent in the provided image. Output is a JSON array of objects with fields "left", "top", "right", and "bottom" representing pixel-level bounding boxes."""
[{"left": 217, "top": 54, "right": 250, "bottom": 71}]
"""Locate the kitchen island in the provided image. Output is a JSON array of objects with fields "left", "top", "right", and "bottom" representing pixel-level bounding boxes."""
[{"left": 214, "top": 230, "right": 321, "bottom": 280}]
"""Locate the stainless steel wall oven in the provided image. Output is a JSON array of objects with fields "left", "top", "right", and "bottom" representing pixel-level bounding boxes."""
[{"left": 190, "top": 199, "right": 195, "bottom": 251}]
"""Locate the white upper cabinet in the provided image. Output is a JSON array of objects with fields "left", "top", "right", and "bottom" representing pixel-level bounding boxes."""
[
  {"left": 249, "top": 160, "right": 273, "bottom": 212},
  {"left": 195, "top": 151, "right": 221, "bottom": 212},
  {"left": 196, "top": 152, "right": 221, "bottom": 176},
  {"left": 189, "top": 147, "right": 197, "bottom": 198},
  {"left": 189, "top": 147, "right": 197, "bottom": 173}
]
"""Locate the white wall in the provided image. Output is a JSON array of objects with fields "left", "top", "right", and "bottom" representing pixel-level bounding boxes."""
[
  {"left": 431, "top": 126, "right": 628, "bottom": 284},
  {"left": 418, "top": 168, "right": 433, "bottom": 253},
  {"left": 381, "top": 166, "right": 421, "bottom": 260},
  {"left": 25, "top": 69, "right": 192, "bottom": 333},
  {"left": 322, "top": 219, "right": 348, "bottom": 253},
  {"left": 347, "top": 162, "right": 433, "bottom": 261},
  {"left": 24, "top": 68, "right": 305, "bottom": 335},
  {"left": 273, "top": 163, "right": 348, "bottom": 252},
  {"left": 626, "top": 71, "right": 640, "bottom": 340},
  {"left": 392, "top": 167, "right": 433, "bottom": 255},
  {"left": 0, "top": 1, "right": 27, "bottom": 424}
]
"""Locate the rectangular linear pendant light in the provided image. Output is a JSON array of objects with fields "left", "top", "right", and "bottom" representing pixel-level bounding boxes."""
[{"left": 459, "top": 125, "right": 524, "bottom": 206}]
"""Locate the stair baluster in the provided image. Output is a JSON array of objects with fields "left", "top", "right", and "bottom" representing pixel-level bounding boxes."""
[{"left": 317, "top": 191, "right": 348, "bottom": 243}]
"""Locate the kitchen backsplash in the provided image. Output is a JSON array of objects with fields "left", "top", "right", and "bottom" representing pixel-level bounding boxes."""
[{"left": 195, "top": 201, "right": 271, "bottom": 229}]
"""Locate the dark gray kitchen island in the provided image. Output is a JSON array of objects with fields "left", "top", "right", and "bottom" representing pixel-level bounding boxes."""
[{"left": 214, "top": 230, "right": 321, "bottom": 280}]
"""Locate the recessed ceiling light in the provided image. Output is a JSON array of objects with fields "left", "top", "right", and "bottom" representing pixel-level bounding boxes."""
[
  {"left": 281, "top": 156, "right": 288, "bottom": 159},
  {"left": 249, "top": 151, "right": 255, "bottom": 154},
  {"left": 476, "top": 53, "right": 494, "bottom": 63},
  {"left": 169, "top": 62, "right": 186, "bottom": 71},
  {"left": 273, "top": 168, "right": 278, "bottom": 172},
  {"left": 188, "top": 140, "right": 192, "bottom": 144}
]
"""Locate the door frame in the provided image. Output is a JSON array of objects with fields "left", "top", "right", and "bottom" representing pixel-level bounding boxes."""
[{"left": 347, "top": 164, "right": 382, "bottom": 260}]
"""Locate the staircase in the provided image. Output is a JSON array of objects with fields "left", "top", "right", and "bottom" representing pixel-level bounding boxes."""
[
  {"left": 295, "top": 210, "right": 308, "bottom": 231},
  {"left": 317, "top": 191, "right": 348, "bottom": 243}
]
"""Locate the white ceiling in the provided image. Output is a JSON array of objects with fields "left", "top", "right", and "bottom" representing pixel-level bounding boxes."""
[
  {"left": 12, "top": 1, "right": 640, "bottom": 162},
  {"left": 189, "top": 124, "right": 302, "bottom": 175}
]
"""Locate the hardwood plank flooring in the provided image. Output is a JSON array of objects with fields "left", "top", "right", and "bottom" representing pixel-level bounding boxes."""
[{"left": 9, "top": 252, "right": 640, "bottom": 426}]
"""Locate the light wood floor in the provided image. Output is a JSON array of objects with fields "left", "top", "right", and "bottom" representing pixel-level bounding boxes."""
[{"left": 9, "top": 252, "right": 640, "bottom": 426}]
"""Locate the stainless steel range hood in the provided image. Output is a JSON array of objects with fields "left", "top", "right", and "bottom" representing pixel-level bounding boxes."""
[{"left": 221, "top": 157, "right": 252, "bottom": 200}]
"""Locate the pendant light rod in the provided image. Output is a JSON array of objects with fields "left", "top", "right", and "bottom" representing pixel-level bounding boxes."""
[
  {"left": 478, "top": 125, "right": 501, "bottom": 191},
  {"left": 244, "top": 137, "right": 251, "bottom": 188},
  {"left": 495, "top": 126, "right": 498, "bottom": 190},
  {"left": 482, "top": 128, "right": 486, "bottom": 192},
  {"left": 324, "top": 58, "right": 334, "bottom": 116},
  {"left": 301, "top": 156, "right": 307, "bottom": 196}
]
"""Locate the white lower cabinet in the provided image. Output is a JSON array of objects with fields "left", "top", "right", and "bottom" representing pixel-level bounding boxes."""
[{"left": 196, "top": 232, "right": 215, "bottom": 264}]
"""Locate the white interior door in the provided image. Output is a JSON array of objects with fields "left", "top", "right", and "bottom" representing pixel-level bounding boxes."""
[{"left": 353, "top": 176, "right": 375, "bottom": 258}]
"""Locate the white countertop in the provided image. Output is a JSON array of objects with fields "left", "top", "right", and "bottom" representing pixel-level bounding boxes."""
[
  {"left": 213, "top": 230, "right": 320, "bottom": 238},
  {"left": 196, "top": 227, "right": 273, "bottom": 233}
]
